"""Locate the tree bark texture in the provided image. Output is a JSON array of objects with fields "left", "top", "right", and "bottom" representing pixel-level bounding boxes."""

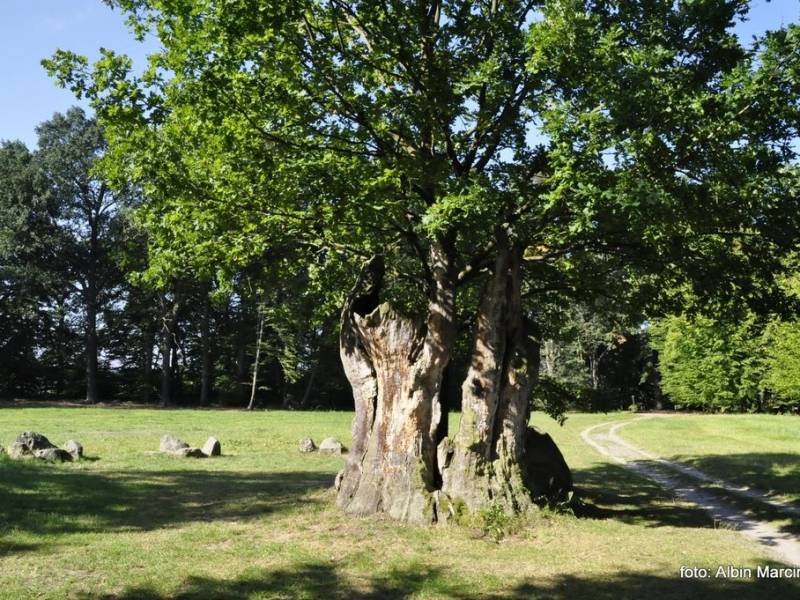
[
  {"left": 438, "top": 244, "right": 571, "bottom": 517},
  {"left": 337, "top": 244, "right": 572, "bottom": 524},
  {"left": 336, "top": 244, "right": 455, "bottom": 524}
]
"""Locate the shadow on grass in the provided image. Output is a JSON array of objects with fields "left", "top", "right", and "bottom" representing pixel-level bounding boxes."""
[
  {"left": 75, "top": 561, "right": 800, "bottom": 599},
  {"left": 572, "top": 456, "right": 800, "bottom": 536},
  {"left": 571, "top": 462, "right": 715, "bottom": 528},
  {"left": 0, "top": 458, "right": 331, "bottom": 545},
  {"left": 676, "top": 453, "right": 800, "bottom": 502}
]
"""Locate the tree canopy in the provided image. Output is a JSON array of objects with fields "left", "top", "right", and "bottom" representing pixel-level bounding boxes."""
[{"left": 41, "top": 0, "right": 800, "bottom": 521}]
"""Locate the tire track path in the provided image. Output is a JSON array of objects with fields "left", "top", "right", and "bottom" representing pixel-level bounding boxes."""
[{"left": 581, "top": 415, "right": 800, "bottom": 567}]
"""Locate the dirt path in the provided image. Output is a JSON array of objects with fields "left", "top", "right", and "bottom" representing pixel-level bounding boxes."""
[{"left": 581, "top": 415, "right": 800, "bottom": 567}]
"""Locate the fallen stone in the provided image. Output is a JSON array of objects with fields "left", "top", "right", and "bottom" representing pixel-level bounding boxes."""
[
  {"left": 174, "top": 447, "right": 206, "bottom": 458},
  {"left": 34, "top": 448, "right": 73, "bottom": 462},
  {"left": 319, "top": 437, "right": 343, "bottom": 455},
  {"left": 299, "top": 438, "right": 316, "bottom": 453},
  {"left": 8, "top": 441, "right": 28, "bottom": 459},
  {"left": 160, "top": 435, "right": 190, "bottom": 453},
  {"left": 201, "top": 437, "right": 221, "bottom": 457},
  {"left": 64, "top": 440, "right": 84, "bottom": 460},
  {"left": 15, "top": 431, "right": 57, "bottom": 453},
  {"left": 523, "top": 427, "right": 573, "bottom": 503}
]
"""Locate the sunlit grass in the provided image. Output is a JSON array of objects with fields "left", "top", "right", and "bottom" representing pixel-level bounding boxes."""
[
  {"left": 0, "top": 407, "right": 797, "bottom": 599},
  {"left": 620, "top": 414, "right": 800, "bottom": 503}
]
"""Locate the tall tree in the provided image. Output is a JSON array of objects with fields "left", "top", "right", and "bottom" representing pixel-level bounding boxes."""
[
  {"left": 0, "top": 141, "right": 58, "bottom": 396},
  {"left": 35, "top": 108, "right": 125, "bottom": 403},
  {"left": 47, "top": 0, "right": 800, "bottom": 522}
]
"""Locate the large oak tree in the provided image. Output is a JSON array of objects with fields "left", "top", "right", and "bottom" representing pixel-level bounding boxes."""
[{"left": 47, "top": 0, "right": 800, "bottom": 522}]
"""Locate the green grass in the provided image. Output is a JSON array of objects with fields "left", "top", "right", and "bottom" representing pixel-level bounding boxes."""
[
  {"left": 0, "top": 406, "right": 798, "bottom": 599},
  {"left": 620, "top": 414, "right": 800, "bottom": 504}
]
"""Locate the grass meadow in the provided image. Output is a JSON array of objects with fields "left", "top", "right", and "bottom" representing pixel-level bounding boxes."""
[{"left": 0, "top": 407, "right": 798, "bottom": 599}]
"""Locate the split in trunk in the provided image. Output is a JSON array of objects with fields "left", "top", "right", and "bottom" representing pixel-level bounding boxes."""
[
  {"left": 336, "top": 244, "right": 455, "bottom": 524},
  {"left": 438, "top": 243, "right": 572, "bottom": 518},
  {"left": 336, "top": 241, "right": 572, "bottom": 524}
]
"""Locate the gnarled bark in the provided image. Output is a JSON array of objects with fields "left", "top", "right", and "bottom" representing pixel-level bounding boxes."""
[
  {"left": 336, "top": 244, "right": 455, "bottom": 524},
  {"left": 337, "top": 241, "right": 571, "bottom": 524},
  {"left": 438, "top": 243, "right": 571, "bottom": 518}
]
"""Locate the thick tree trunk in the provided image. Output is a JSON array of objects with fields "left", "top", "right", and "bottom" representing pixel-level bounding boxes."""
[
  {"left": 336, "top": 242, "right": 571, "bottom": 524},
  {"left": 437, "top": 244, "right": 572, "bottom": 518},
  {"left": 336, "top": 244, "right": 455, "bottom": 524}
]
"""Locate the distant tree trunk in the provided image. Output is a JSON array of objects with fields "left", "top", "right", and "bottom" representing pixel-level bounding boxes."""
[
  {"left": 160, "top": 329, "right": 171, "bottom": 407},
  {"left": 56, "top": 296, "right": 68, "bottom": 398},
  {"left": 159, "top": 296, "right": 180, "bottom": 407},
  {"left": 142, "top": 325, "right": 154, "bottom": 403},
  {"left": 336, "top": 245, "right": 455, "bottom": 524},
  {"left": 200, "top": 287, "right": 213, "bottom": 405},
  {"left": 235, "top": 304, "right": 250, "bottom": 404},
  {"left": 300, "top": 361, "right": 319, "bottom": 408},
  {"left": 247, "top": 309, "right": 265, "bottom": 411},
  {"left": 85, "top": 278, "right": 100, "bottom": 404},
  {"left": 171, "top": 343, "right": 182, "bottom": 401}
]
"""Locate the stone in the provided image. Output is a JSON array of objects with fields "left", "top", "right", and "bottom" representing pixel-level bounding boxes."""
[
  {"left": 34, "top": 448, "right": 73, "bottom": 462},
  {"left": 201, "top": 437, "right": 221, "bottom": 457},
  {"left": 318, "top": 437, "right": 343, "bottom": 455},
  {"left": 8, "top": 432, "right": 57, "bottom": 459},
  {"left": 175, "top": 447, "right": 206, "bottom": 458},
  {"left": 15, "top": 431, "right": 57, "bottom": 453},
  {"left": 64, "top": 440, "right": 83, "bottom": 460},
  {"left": 8, "top": 442, "right": 27, "bottom": 460},
  {"left": 298, "top": 438, "right": 316, "bottom": 453},
  {"left": 523, "top": 427, "right": 573, "bottom": 502},
  {"left": 160, "top": 435, "right": 190, "bottom": 453}
]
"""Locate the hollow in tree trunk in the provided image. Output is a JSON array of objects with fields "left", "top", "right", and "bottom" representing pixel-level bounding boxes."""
[
  {"left": 336, "top": 242, "right": 572, "bottom": 524},
  {"left": 336, "top": 244, "right": 455, "bottom": 524}
]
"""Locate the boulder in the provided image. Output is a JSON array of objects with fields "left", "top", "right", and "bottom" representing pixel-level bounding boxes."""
[
  {"left": 34, "top": 448, "right": 73, "bottom": 462},
  {"left": 160, "top": 435, "right": 190, "bottom": 453},
  {"left": 201, "top": 437, "right": 221, "bottom": 457},
  {"left": 15, "top": 431, "right": 57, "bottom": 453},
  {"left": 523, "top": 427, "right": 573, "bottom": 503},
  {"left": 318, "top": 437, "right": 343, "bottom": 455},
  {"left": 175, "top": 447, "right": 206, "bottom": 458},
  {"left": 64, "top": 440, "right": 84, "bottom": 460},
  {"left": 8, "top": 441, "right": 28, "bottom": 460},
  {"left": 298, "top": 438, "right": 316, "bottom": 453}
]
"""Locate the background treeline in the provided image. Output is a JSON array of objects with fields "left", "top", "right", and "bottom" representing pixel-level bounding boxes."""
[
  {"left": 650, "top": 313, "right": 800, "bottom": 413},
  {"left": 1, "top": 108, "right": 798, "bottom": 413},
  {"left": 0, "top": 108, "right": 348, "bottom": 408}
]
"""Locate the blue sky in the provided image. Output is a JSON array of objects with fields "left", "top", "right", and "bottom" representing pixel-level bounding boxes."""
[{"left": 0, "top": 0, "right": 798, "bottom": 149}]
